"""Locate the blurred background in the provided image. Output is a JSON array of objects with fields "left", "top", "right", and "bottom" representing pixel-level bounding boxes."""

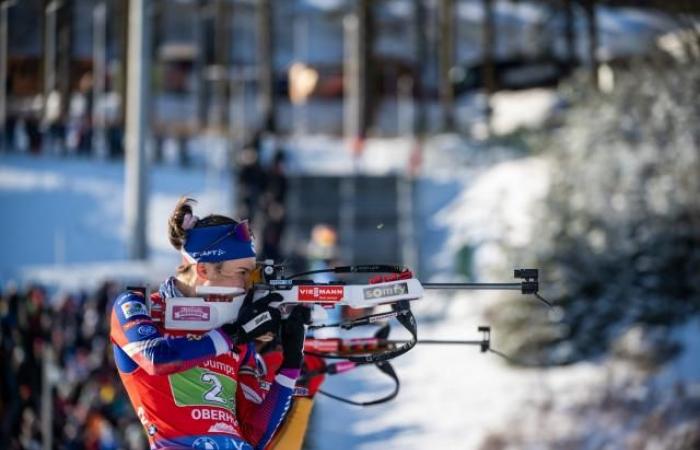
[{"left": 1, "top": 0, "right": 700, "bottom": 449}]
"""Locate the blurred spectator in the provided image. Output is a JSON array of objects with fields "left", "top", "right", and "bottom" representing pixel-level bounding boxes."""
[
  {"left": 67, "top": 73, "right": 94, "bottom": 156},
  {"left": 2, "top": 73, "right": 17, "bottom": 153},
  {"left": 3, "top": 111, "right": 18, "bottom": 153},
  {"left": 0, "top": 281, "right": 147, "bottom": 450},
  {"left": 306, "top": 223, "right": 338, "bottom": 267},
  {"left": 42, "top": 89, "right": 66, "bottom": 156},
  {"left": 24, "top": 109, "right": 43, "bottom": 155},
  {"left": 237, "top": 131, "right": 266, "bottom": 222},
  {"left": 260, "top": 150, "right": 288, "bottom": 261},
  {"left": 304, "top": 224, "right": 344, "bottom": 336}
]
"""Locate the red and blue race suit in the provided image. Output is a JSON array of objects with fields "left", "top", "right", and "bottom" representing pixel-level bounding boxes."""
[{"left": 110, "top": 284, "right": 298, "bottom": 450}]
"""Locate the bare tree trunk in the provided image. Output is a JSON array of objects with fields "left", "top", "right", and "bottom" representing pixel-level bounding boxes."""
[
  {"left": 438, "top": 0, "right": 455, "bottom": 132},
  {"left": 258, "top": 0, "right": 275, "bottom": 133},
  {"left": 414, "top": 0, "right": 427, "bottom": 140},
  {"left": 482, "top": 0, "right": 496, "bottom": 133},
  {"left": 582, "top": 0, "right": 599, "bottom": 90},
  {"left": 563, "top": 0, "right": 577, "bottom": 71},
  {"left": 345, "top": 0, "right": 373, "bottom": 149}
]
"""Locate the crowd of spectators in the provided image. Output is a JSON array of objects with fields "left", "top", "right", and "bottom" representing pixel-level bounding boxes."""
[{"left": 0, "top": 281, "right": 147, "bottom": 450}]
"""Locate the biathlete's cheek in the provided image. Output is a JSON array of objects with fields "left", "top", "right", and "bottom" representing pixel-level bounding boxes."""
[{"left": 214, "top": 273, "right": 248, "bottom": 289}]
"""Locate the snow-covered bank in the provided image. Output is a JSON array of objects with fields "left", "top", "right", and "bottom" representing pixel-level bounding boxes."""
[
  {"left": 0, "top": 154, "right": 233, "bottom": 286},
  {"left": 2, "top": 147, "right": 698, "bottom": 449},
  {"left": 307, "top": 154, "right": 700, "bottom": 449}
]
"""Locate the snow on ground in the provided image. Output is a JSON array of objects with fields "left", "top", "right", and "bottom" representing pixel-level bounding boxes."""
[
  {"left": 2, "top": 149, "right": 698, "bottom": 449},
  {"left": 306, "top": 154, "right": 700, "bottom": 450},
  {"left": 433, "top": 156, "right": 550, "bottom": 277},
  {"left": 0, "top": 153, "right": 233, "bottom": 288},
  {"left": 490, "top": 89, "right": 561, "bottom": 135}
]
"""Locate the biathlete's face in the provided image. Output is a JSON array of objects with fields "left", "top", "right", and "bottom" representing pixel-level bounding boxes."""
[{"left": 199, "top": 257, "right": 256, "bottom": 290}]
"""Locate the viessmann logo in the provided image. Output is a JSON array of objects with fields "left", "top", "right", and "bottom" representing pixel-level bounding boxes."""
[
  {"left": 172, "top": 305, "right": 211, "bottom": 321},
  {"left": 298, "top": 286, "right": 344, "bottom": 302},
  {"left": 363, "top": 282, "right": 408, "bottom": 300}
]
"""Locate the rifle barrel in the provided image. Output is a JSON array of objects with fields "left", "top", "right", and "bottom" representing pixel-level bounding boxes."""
[
  {"left": 422, "top": 282, "right": 521, "bottom": 290},
  {"left": 418, "top": 339, "right": 484, "bottom": 345}
]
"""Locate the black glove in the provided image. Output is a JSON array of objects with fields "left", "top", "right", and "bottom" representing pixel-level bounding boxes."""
[
  {"left": 221, "top": 292, "right": 282, "bottom": 345},
  {"left": 280, "top": 305, "right": 311, "bottom": 370}
]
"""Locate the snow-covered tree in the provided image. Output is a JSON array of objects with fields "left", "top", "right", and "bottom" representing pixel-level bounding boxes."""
[{"left": 490, "top": 58, "right": 700, "bottom": 366}]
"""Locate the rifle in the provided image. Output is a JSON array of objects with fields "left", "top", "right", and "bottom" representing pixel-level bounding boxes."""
[{"left": 249, "top": 262, "right": 550, "bottom": 404}]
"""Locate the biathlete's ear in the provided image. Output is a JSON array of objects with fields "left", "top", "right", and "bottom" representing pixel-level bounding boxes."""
[{"left": 195, "top": 262, "right": 209, "bottom": 281}]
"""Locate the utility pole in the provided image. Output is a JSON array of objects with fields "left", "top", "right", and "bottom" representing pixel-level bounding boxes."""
[
  {"left": 92, "top": 0, "right": 107, "bottom": 157},
  {"left": 43, "top": 0, "right": 60, "bottom": 116},
  {"left": 342, "top": 12, "right": 361, "bottom": 265},
  {"left": 125, "top": 0, "right": 152, "bottom": 260}
]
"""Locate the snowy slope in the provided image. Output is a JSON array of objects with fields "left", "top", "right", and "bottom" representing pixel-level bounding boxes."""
[
  {"left": 0, "top": 153, "right": 233, "bottom": 287},
  {"left": 2, "top": 152, "right": 698, "bottom": 449},
  {"left": 307, "top": 155, "right": 699, "bottom": 450}
]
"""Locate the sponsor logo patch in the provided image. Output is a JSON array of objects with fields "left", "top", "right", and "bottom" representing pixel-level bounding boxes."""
[
  {"left": 242, "top": 311, "right": 271, "bottom": 333},
  {"left": 298, "top": 286, "right": 344, "bottom": 302},
  {"left": 192, "top": 437, "right": 220, "bottom": 450},
  {"left": 363, "top": 282, "right": 408, "bottom": 300},
  {"left": 294, "top": 386, "right": 310, "bottom": 396},
  {"left": 305, "top": 339, "right": 339, "bottom": 353},
  {"left": 121, "top": 301, "right": 148, "bottom": 319},
  {"left": 172, "top": 305, "right": 211, "bottom": 321},
  {"left": 191, "top": 249, "right": 226, "bottom": 259},
  {"left": 208, "top": 422, "right": 236, "bottom": 434},
  {"left": 123, "top": 318, "right": 149, "bottom": 331},
  {"left": 137, "top": 325, "right": 157, "bottom": 337}
]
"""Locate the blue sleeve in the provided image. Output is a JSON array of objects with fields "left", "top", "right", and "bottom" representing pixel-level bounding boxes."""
[{"left": 109, "top": 291, "right": 233, "bottom": 376}]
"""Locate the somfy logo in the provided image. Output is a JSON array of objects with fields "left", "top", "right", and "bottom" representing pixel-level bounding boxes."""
[{"left": 363, "top": 282, "right": 408, "bottom": 300}]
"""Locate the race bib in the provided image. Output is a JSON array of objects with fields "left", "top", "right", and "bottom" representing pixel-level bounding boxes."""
[{"left": 169, "top": 367, "right": 236, "bottom": 410}]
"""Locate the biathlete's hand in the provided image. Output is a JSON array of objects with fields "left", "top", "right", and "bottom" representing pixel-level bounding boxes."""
[
  {"left": 280, "top": 305, "right": 311, "bottom": 370},
  {"left": 221, "top": 292, "right": 282, "bottom": 346}
]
